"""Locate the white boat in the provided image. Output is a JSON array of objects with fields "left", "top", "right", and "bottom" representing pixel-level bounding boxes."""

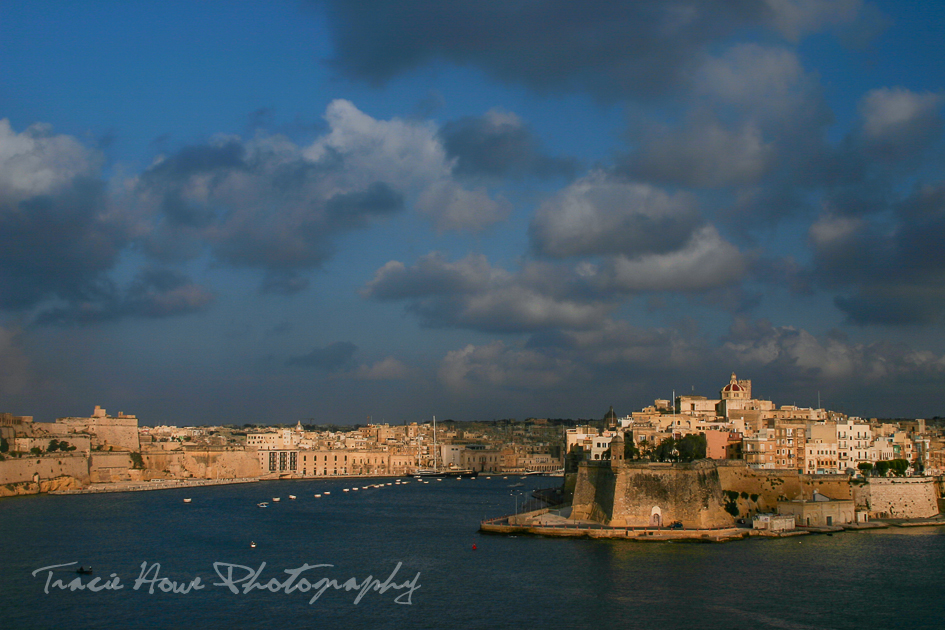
[
  {"left": 288, "top": 495, "right": 297, "bottom": 500},
  {"left": 250, "top": 541, "right": 256, "bottom": 548},
  {"left": 257, "top": 502, "right": 269, "bottom": 508},
  {"left": 352, "top": 487, "right": 359, "bottom": 491},
  {"left": 183, "top": 498, "right": 192, "bottom": 503},
  {"left": 323, "top": 491, "right": 330, "bottom": 495},
  {"left": 272, "top": 497, "right": 281, "bottom": 502},
  {"left": 314, "top": 494, "right": 321, "bottom": 498},
  {"left": 343, "top": 488, "right": 349, "bottom": 492}
]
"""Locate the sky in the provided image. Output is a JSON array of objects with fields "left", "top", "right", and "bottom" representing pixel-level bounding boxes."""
[{"left": 1, "top": 1, "right": 943, "bottom": 425}]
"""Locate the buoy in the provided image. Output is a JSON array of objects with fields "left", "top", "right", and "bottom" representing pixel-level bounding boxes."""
[{"left": 472, "top": 544, "right": 477, "bottom": 550}]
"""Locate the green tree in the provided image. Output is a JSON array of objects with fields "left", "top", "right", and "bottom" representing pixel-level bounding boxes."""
[
  {"left": 47, "top": 439, "right": 61, "bottom": 452},
  {"left": 623, "top": 435, "right": 641, "bottom": 460},
  {"left": 857, "top": 462, "right": 873, "bottom": 477},
  {"left": 889, "top": 459, "right": 909, "bottom": 477},
  {"left": 0, "top": 437, "right": 8, "bottom": 453},
  {"left": 875, "top": 460, "right": 891, "bottom": 477},
  {"left": 676, "top": 434, "right": 708, "bottom": 462},
  {"left": 30, "top": 447, "right": 42, "bottom": 456},
  {"left": 653, "top": 437, "right": 677, "bottom": 462}
]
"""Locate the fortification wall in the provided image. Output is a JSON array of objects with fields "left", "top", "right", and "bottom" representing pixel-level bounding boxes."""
[
  {"left": 716, "top": 463, "right": 853, "bottom": 517},
  {"left": 0, "top": 455, "right": 89, "bottom": 496},
  {"left": 610, "top": 461, "right": 734, "bottom": 529},
  {"left": 862, "top": 478, "right": 940, "bottom": 519},
  {"left": 57, "top": 417, "right": 140, "bottom": 451},
  {"left": 570, "top": 463, "right": 615, "bottom": 523},
  {"left": 142, "top": 449, "right": 261, "bottom": 480},
  {"left": 89, "top": 452, "right": 136, "bottom": 483}
]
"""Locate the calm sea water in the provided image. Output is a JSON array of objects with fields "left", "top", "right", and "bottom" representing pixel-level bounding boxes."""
[{"left": 1, "top": 476, "right": 943, "bottom": 630}]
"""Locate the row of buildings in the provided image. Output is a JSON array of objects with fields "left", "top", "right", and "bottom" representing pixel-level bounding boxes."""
[{"left": 567, "top": 373, "right": 943, "bottom": 476}]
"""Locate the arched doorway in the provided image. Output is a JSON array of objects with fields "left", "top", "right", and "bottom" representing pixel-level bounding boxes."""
[{"left": 650, "top": 506, "right": 662, "bottom": 527}]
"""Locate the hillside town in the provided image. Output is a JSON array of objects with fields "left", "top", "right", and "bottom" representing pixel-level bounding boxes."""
[{"left": 1, "top": 373, "right": 942, "bottom": 501}]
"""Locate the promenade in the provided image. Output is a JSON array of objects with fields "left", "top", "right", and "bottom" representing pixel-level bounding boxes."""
[{"left": 50, "top": 477, "right": 259, "bottom": 495}]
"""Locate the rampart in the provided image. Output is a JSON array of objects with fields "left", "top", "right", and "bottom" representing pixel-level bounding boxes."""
[
  {"left": 571, "top": 459, "right": 873, "bottom": 526},
  {"left": 141, "top": 448, "right": 261, "bottom": 480},
  {"left": 571, "top": 460, "right": 735, "bottom": 528},
  {"left": 57, "top": 416, "right": 140, "bottom": 452},
  {"left": 858, "top": 477, "right": 942, "bottom": 519},
  {"left": 0, "top": 454, "right": 89, "bottom": 497}
]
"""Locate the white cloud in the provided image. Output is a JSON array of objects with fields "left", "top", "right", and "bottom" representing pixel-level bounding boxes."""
[
  {"left": 351, "top": 357, "right": 410, "bottom": 380},
  {"left": 416, "top": 180, "right": 511, "bottom": 232},
  {"left": 604, "top": 225, "right": 747, "bottom": 292},
  {"left": 808, "top": 214, "right": 864, "bottom": 250},
  {"left": 858, "top": 87, "right": 944, "bottom": 140},
  {"left": 438, "top": 341, "right": 579, "bottom": 394},
  {"left": 530, "top": 171, "right": 702, "bottom": 257},
  {"left": 0, "top": 119, "right": 101, "bottom": 202},
  {"left": 763, "top": 0, "right": 862, "bottom": 41}
]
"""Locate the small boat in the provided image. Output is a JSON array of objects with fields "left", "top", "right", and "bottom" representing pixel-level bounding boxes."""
[
  {"left": 288, "top": 495, "right": 297, "bottom": 500},
  {"left": 272, "top": 497, "right": 281, "bottom": 502},
  {"left": 343, "top": 489, "right": 349, "bottom": 492},
  {"left": 352, "top": 487, "right": 359, "bottom": 491},
  {"left": 76, "top": 566, "right": 93, "bottom": 575},
  {"left": 314, "top": 494, "right": 322, "bottom": 498},
  {"left": 250, "top": 541, "right": 256, "bottom": 548},
  {"left": 257, "top": 502, "right": 269, "bottom": 508},
  {"left": 323, "top": 491, "right": 330, "bottom": 495},
  {"left": 362, "top": 486, "right": 368, "bottom": 490},
  {"left": 183, "top": 498, "right": 192, "bottom": 503}
]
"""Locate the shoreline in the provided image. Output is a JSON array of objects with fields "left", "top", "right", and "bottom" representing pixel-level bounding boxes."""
[
  {"left": 480, "top": 508, "right": 945, "bottom": 542},
  {"left": 49, "top": 477, "right": 260, "bottom": 495}
]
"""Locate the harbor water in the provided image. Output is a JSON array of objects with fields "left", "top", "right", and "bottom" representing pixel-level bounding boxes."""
[{"left": 2, "top": 476, "right": 944, "bottom": 629}]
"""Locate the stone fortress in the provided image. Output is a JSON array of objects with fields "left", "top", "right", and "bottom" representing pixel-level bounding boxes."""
[{"left": 565, "top": 373, "right": 945, "bottom": 529}]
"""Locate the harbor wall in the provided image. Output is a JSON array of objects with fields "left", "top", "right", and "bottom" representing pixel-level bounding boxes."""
[
  {"left": 141, "top": 448, "right": 261, "bottom": 480},
  {"left": 860, "top": 477, "right": 941, "bottom": 519},
  {"left": 0, "top": 454, "right": 89, "bottom": 496}
]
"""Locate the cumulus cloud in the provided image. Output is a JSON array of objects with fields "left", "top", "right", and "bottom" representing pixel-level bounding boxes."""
[
  {"left": 806, "top": 183, "right": 945, "bottom": 325},
  {"left": 856, "top": 87, "right": 945, "bottom": 161},
  {"left": 438, "top": 109, "right": 576, "bottom": 179},
  {"left": 415, "top": 180, "right": 511, "bottom": 233},
  {"left": 363, "top": 252, "right": 611, "bottom": 332},
  {"left": 763, "top": 0, "right": 863, "bottom": 41},
  {"left": 34, "top": 268, "right": 214, "bottom": 325},
  {"left": 351, "top": 357, "right": 410, "bottom": 380},
  {"left": 529, "top": 171, "right": 703, "bottom": 258},
  {"left": 439, "top": 341, "right": 581, "bottom": 394},
  {"left": 623, "top": 117, "right": 774, "bottom": 188},
  {"left": 286, "top": 341, "right": 358, "bottom": 370},
  {"left": 596, "top": 225, "right": 748, "bottom": 293},
  {"left": 318, "top": 1, "right": 864, "bottom": 100},
  {"left": 132, "top": 100, "right": 508, "bottom": 289},
  {"left": 0, "top": 119, "right": 133, "bottom": 311},
  {"left": 722, "top": 318, "right": 945, "bottom": 383}
]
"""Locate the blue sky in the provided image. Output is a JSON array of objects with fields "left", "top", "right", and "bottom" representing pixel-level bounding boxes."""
[{"left": 1, "top": 1, "right": 943, "bottom": 424}]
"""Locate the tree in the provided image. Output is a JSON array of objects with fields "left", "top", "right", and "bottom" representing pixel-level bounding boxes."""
[
  {"left": 48, "top": 439, "right": 61, "bottom": 453},
  {"left": 888, "top": 459, "right": 909, "bottom": 477},
  {"left": 676, "top": 434, "right": 707, "bottom": 462},
  {"left": 875, "top": 460, "right": 891, "bottom": 477},
  {"left": 623, "top": 436, "right": 641, "bottom": 460},
  {"left": 857, "top": 462, "right": 873, "bottom": 477},
  {"left": 0, "top": 437, "right": 8, "bottom": 453},
  {"left": 30, "top": 447, "right": 42, "bottom": 456}
]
